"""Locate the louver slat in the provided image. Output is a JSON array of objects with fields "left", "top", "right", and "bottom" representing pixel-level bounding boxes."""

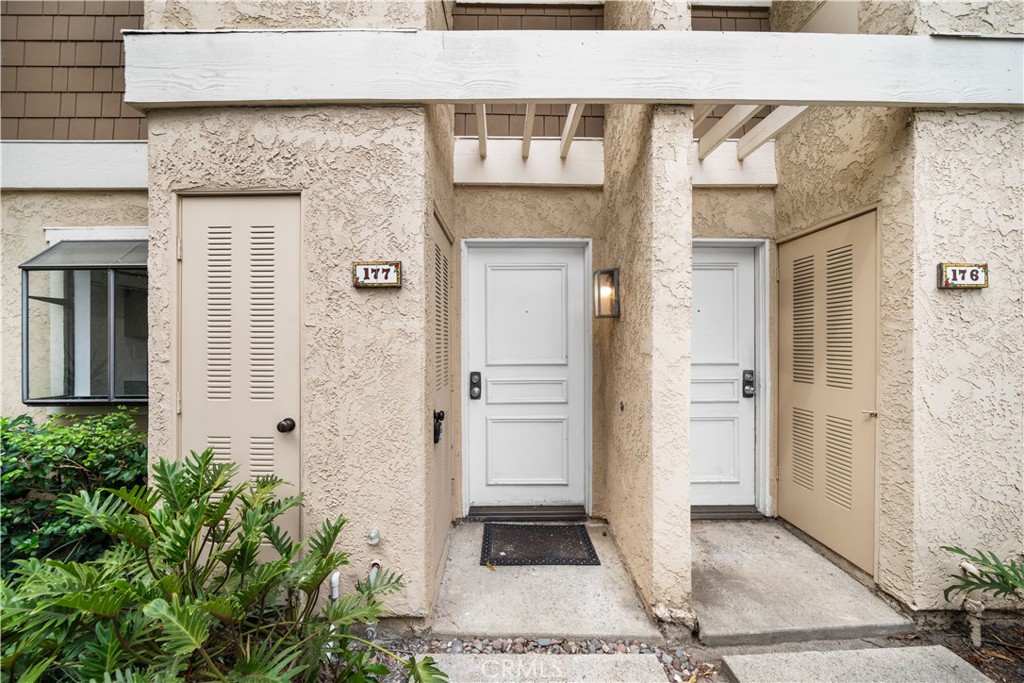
[
  {"left": 791, "top": 407, "right": 815, "bottom": 491},
  {"left": 249, "top": 227, "right": 276, "bottom": 401},
  {"left": 825, "top": 415, "right": 854, "bottom": 509},
  {"left": 791, "top": 255, "right": 815, "bottom": 384},
  {"left": 206, "top": 227, "right": 232, "bottom": 400},
  {"left": 826, "top": 244, "right": 854, "bottom": 390}
]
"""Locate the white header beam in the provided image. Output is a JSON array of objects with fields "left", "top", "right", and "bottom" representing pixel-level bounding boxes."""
[
  {"left": 124, "top": 30, "right": 1023, "bottom": 109},
  {"left": 1, "top": 142, "right": 148, "bottom": 190}
]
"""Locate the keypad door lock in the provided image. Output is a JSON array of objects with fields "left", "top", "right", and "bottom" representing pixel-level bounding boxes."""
[
  {"left": 433, "top": 410, "right": 445, "bottom": 444},
  {"left": 469, "top": 371, "right": 482, "bottom": 400},
  {"left": 742, "top": 370, "right": 755, "bottom": 398}
]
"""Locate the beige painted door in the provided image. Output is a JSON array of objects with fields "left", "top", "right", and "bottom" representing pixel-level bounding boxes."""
[
  {"left": 180, "top": 195, "right": 302, "bottom": 541},
  {"left": 429, "top": 216, "right": 454, "bottom": 543},
  {"left": 779, "top": 211, "right": 877, "bottom": 572}
]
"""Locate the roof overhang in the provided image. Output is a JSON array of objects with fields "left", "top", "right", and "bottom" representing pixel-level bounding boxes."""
[{"left": 124, "top": 29, "right": 1023, "bottom": 110}]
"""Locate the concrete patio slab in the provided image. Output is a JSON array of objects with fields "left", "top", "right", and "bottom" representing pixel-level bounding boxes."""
[
  {"left": 692, "top": 520, "right": 913, "bottom": 646},
  {"left": 431, "top": 523, "right": 661, "bottom": 641},
  {"left": 430, "top": 654, "right": 666, "bottom": 683},
  {"left": 720, "top": 645, "right": 989, "bottom": 683}
]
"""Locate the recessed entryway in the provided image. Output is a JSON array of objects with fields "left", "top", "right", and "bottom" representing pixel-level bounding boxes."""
[{"left": 462, "top": 241, "right": 591, "bottom": 513}]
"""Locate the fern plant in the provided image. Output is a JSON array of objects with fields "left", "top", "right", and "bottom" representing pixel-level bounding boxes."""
[
  {"left": 942, "top": 545, "right": 1024, "bottom": 602},
  {"left": 0, "top": 449, "right": 447, "bottom": 683}
]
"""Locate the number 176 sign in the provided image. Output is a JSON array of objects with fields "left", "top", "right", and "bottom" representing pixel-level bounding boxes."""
[{"left": 937, "top": 263, "right": 988, "bottom": 289}]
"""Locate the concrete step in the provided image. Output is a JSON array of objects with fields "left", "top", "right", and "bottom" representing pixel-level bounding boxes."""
[
  {"left": 720, "top": 645, "right": 990, "bottom": 683},
  {"left": 692, "top": 520, "right": 914, "bottom": 646},
  {"left": 430, "top": 653, "right": 666, "bottom": 682}
]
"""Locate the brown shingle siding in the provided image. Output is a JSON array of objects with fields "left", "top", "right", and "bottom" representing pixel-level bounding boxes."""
[{"left": 1, "top": 0, "right": 142, "bottom": 139}]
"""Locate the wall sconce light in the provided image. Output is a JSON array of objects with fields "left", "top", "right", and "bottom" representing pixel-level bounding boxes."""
[{"left": 594, "top": 268, "right": 620, "bottom": 318}]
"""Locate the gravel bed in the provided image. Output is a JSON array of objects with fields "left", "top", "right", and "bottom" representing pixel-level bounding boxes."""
[{"left": 372, "top": 636, "right": 717, "bottom": 682}]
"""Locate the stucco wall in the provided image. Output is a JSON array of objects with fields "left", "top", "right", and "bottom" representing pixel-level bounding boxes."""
[
  {"left": 910, "top": 109, "right": 1023, "bottom": 610},
  {"left": 0, "top": 190, "right": 149, "bottom": 419},
  {"left": 146, "top": 106, "right": 434, "bottom": 616},
  {"left": 601, "top": 100, "right": 658, "bottom": 609},
  {"left": 424, "top": 101, "right": 456, "bottom": 608},
  {"left": 144, "top": 0, "right": 438, "bottom": 30}
]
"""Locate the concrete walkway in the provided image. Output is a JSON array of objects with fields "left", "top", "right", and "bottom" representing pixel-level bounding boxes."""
[
  {"left": 720, "top": 645, "right": 990, "bottom": 682},
  {"left": 432, "top": 522, "right": 660, "bottom": 641},
  {"left": 430, "top": 654, "right": 666, "bottom": 683},
  {"left": 691, "top": 520, "right": 913, "bottom": 646}
]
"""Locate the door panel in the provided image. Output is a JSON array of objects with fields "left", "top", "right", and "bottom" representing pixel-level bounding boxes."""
[
  {"left": 466, "top": 245, "right": 586, "bottom": 507},
  {"left": 180, "top": 195, "right": 301, "bottom": 541},
  {"left": 690, "top": 246, "right": 757, "bottom": 506},
  {"left": 779, "top": 211, "right": 877, "bottom": 573}
]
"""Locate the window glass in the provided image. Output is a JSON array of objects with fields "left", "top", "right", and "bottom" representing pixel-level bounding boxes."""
[{"left": 24, "top": 265, "right": 147, "bottom": 404}]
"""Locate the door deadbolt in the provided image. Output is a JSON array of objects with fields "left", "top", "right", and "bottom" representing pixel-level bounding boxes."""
[
  {"left": 742, "top": 370, "right": 755, "bottom": 398},
  {"left": 469, "top": 371, "right": 482, "bottom": 399}
]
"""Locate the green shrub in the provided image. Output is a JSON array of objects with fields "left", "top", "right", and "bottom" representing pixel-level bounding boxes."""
[
  {"left": 942, "top": 545, "right": 1024, "bottom": 602},
  {"left": 0, "top": 449, "right": 446, "bottom": 683},
  {"left": 1, "top": 411, "right": 147, "bottom": 572}
]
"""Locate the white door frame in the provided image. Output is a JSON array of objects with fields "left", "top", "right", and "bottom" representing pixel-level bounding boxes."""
[
  {"left": 460, "top": 238, "right": 593, "bottom": 517},
  {"left": 693, "top": 238, "right": 772, "bottom": 515}
]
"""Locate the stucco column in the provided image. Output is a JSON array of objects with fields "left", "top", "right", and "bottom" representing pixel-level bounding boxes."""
[
  {"left": 649, "top": 105, "right": 694, "bottom": 621},
  {"left": 909, "top": 108, "right": 1024, "bottom": 610}
]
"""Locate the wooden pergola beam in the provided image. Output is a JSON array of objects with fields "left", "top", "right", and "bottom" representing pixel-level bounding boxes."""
[
  {"left": 475, "top": 103, "right": 487, "bottom": 158},
  {"left": 736, "top": 105, "right": 808, "bottom": 160},
  {"left": 124, "top": 30, "right": 1023, "bottom": 109},
  {"left": 560, "top": 103, "right": 585, "bottom": 159},
  {"left": 522, "top": 103, "right": 536, "bottom": 159},
  {"left": 698, "top": 104, "right": 762, "bottom": 160}
]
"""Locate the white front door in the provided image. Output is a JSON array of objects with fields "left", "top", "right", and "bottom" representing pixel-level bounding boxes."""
[
  {"left": 690, "top": 245, "right": 757, "bottom": 506},
  {"left": 465, "top": 243, "right": 588, "bottom": 508}
]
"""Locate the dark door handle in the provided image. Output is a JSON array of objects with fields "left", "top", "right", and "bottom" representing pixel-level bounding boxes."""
[
  {"left": 277, "top": 418, "right": 296, "bottom": 433},
  {"left": 433, "top": 411, "right": 446, "bottom": 444}
]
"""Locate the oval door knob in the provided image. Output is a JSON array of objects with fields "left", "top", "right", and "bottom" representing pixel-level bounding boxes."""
[{"left": 277, "top": 418, "right": 296, "bottom": 433}]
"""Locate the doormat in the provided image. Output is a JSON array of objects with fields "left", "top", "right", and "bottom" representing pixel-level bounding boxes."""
[{"left": 480, "top": 523, "right": 600, "bottom": 566}]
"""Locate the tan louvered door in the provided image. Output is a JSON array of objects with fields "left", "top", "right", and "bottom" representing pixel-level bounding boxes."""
[
  {"left": 779, "top": 211, "right": 877, "bottom": 572},
  {"left": 180, "top": 196, "right": 301, "bottom": 542},
  {"left": 429, "top": 216, "right": 454, "bottom": 546}
]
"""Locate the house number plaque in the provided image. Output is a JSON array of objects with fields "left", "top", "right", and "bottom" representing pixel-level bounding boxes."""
[
  {"left": 353, "top": 261, "right": 402, "bottom": 288},
  {"left": 937, "top": 263, "right": 988, "bottom": 289}
]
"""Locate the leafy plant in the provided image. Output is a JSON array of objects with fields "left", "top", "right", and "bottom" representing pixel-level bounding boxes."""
[
  {"left": 942, "top": 545, "right": 1024, "bottom": 602},
  {"left": 0, "top": 449, "right": 447, "bottom": 683},
  {"left": 1, "top": 411, "right": 147, "bottom": 573}
]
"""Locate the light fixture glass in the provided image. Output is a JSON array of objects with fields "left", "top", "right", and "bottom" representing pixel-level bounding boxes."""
[{"left": 594, "top": 268, "right": 620, "bottom": 318}]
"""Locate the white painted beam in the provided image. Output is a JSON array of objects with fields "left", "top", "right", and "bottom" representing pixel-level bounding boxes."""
[
  {"left": 123, "top": 31, "right": 1024, "bottom": 109},
  {"left": 1, "top": 141, "right": 148, "bottom": 190},
  {"left": 455, "top": 137, "right": 603, "bottom": 187},
  {"left": 475, "top": 103, "right": 488, "bottom": 158},
  {"left": 522, "top": 103, "right": 536, "bottom": 159},
  {"left": 736, "top": 105, "right": 808, "bottom": 160},
  {"left": 560, "top": 103, "right": 585, "bottom": 159},
  {"left": 698, "top": 104, "right": 762, "bottom": 160},
  {"left": 694, "top": 103, "right": 715, "bottom": 127},
  {"left": 690, "top": 140, "right": 777, "bottom": 188}
]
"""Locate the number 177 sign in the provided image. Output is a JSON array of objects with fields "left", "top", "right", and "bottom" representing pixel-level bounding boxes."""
[
  {"left": 937, "top": 263, "right": 988, "bottom": 289},
  {"left": 353, "top": 261, "right": 402, "bottom": 288}
]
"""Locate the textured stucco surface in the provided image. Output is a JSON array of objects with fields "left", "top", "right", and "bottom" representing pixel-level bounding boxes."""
[
  {"left": 772, "top": 0, "right": 1024, "bottom": 612},
  {"left": 601, "top": 0, "right": 692, "bottom": 622},
  {"left": 693, "top": 189, "right": 774, "bottom": 240},
  {"left": 423, "top": 101, "right": 456, "bottom": 609},
  {"left": 146, "top": 106, "right": 435, "bottom": 616},
  {"left": 451, "top": 186, "right": 606, "bottom": 513},
  {"left": 144, "top": 0, "right": 438, "bottom": 30},
  {"left": 910, "top": 110, "right": 1023, "bottom": 610},
  {"left": 0, "top": 191, "right": 149, "bottom": 419}
]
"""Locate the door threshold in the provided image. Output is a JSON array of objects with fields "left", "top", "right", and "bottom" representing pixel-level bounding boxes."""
[
  {"left": 467, "top": 505, "right": 587, "bottom": 522},
  {"left": 691, "top": 505, "right": 764, "bottom": 521}
]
